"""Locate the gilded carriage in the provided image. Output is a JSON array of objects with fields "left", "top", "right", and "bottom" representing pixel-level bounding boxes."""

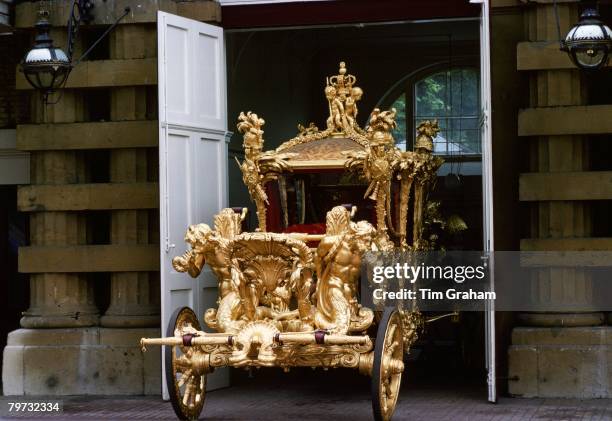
[{"left": 140, "top": 62, "right": 444, "bottom": 421}]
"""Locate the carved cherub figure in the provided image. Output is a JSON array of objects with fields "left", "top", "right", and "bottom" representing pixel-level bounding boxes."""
[
  {"left": 297, "top": 122, "right": 319, "bottom": 137},
  {"left": 325, "top": 85, "right": 345, "bottom": 131},
  {"left": 344, "top": 86, "right": 363, "bottom": 128}
]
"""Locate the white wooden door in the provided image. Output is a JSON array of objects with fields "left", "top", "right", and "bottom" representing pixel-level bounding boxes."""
[
  {"left": 158, "top": 11, "right": 230, "bottom": 399},
  {"left": 473, "top": 0, "right": 497, "bottom": 403}
]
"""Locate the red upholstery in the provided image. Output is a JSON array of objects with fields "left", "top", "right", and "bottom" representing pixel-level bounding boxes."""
[
  {"left": 283, "top": 223, "right": 325, "bottom": 247},
  {"left": 283, "top": 223, "right": 325, "bottom": 236}
]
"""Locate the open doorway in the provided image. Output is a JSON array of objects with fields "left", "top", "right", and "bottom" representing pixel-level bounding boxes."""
[{"left": 225, "top": 18, "right": 486, "bottom": 390}]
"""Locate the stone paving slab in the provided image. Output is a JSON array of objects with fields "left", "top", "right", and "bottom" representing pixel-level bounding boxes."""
[{"left": 2, "top": 383, "right": 611, "bottom": 420}]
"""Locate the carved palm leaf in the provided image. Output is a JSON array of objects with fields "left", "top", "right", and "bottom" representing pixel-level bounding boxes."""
[{"left": 243, "top": 255, "right": 292, "bottom": 293}]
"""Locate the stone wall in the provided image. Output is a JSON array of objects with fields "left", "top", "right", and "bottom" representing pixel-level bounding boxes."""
[
  {"left": 2, "top": 0, "right": 220, "bottom": 396},
  {"left": 505, "top": 0, "right": 612, "bottom": 398}
]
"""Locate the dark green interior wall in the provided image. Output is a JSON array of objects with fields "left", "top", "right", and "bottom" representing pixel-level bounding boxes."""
[
  {"left": 490, "top": 5, "right": 527, "bottom": 395},
  {"left": 0, "top": 34, "right": 29, "bottom": 129},
  {"left": 490, "top": 7, "right": 525, "bottom": 252},
  {"left": 225, "top": 30, "right": 314, "bottom": 226}
]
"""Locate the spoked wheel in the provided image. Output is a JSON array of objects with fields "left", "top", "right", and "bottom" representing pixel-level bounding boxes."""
[
  {"left": 165, "top": 307, "right": 206, "bottom": 420},
  {"left": 372, "top": 308, "right": 404, "bottom": 421}
]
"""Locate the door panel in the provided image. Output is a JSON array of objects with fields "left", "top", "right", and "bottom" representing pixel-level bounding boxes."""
[
  {"left": 165, "top": 24, "right": 191, "bottom": 123},
  {"left": 158, "top": 11, "right": 230, "bottom": 399},
  {"left": 475, "top": 0, "right": 497, "bottom": 403},
  {"left": 194, "top": 33, "right": 222, "bottom": 123}
]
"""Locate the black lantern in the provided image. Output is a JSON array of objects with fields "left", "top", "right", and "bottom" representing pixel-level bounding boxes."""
[
  {"left": 20, "top": 1, "right": 130, "bottom": 104},
  {"left": 21, "top": 8, "right": 71, "bottom": 99},
  {"left": 562, "top": 8, "right": 612, "bottom": 70}
]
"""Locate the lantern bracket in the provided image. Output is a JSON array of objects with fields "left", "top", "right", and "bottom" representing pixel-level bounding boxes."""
[
  {"left": 67, "top": 1, "right": 131, "bottom": 66},
  {"left": 66, "top": 0, "right": 94, "bottom": 61}
]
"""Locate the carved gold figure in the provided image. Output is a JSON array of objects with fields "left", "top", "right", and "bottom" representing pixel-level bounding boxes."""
[
  {"left": 314, "top": 206, "right": 376, "bottom": 335},
  {"left": 141, "top": 62, "right": 447, "bottom": 421},
  {"left": 172, "top": 208, "right": 247, "bottom": 298},
  {"left": 235, "top": 111, "right": 295, "bottom": 231}
]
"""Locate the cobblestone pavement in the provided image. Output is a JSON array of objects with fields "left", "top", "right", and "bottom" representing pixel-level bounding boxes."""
[{"left": 3, "top": 377, "right": 612, "bottom": 421}]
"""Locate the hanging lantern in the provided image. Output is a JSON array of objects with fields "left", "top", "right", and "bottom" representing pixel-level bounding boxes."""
[
  {"left": 562, "top": 8, "right": 612, "bottom": 70},
  {"left": 21, "top": 9, "right": 71, "bottom": 97},
  {"left": 20, "top": 1, "right": 130, "bottom": 104}
]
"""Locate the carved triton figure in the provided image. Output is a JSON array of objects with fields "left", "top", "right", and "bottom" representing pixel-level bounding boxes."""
[
  {"left": 314, "top": 206, "right": 376, "bottom": 334},
  {"left": 172, "top": 207, "right": 247, "bottom": 298},
  {"left": 140, "top": 62, "right": 453, "bottom": 421}
]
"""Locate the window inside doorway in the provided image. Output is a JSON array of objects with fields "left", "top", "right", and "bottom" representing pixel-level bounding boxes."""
[{"left": 388, "top": 67, "right": 480, "bottom": 158}]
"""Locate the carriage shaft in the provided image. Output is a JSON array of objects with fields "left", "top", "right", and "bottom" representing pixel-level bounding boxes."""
[
  {"left": 140, "top": 337, "right": 182, "bottom": 349},
  {"left": 278, "top": 332, "right": 371, "bottom": 346},
  {"left": 140, "top": 334, "right": 232, "bottom": 350},
  {"left": 141, "top": 331, "right": 371, "bottom": 351},
  {"left": 192, "top": 336, "right": 232, "bottom": 345}
]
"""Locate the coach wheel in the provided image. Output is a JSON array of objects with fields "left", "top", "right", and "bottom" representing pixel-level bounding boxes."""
[
  {"left": 371, "top": 308, "right": 404, "bottom": 421},
  {"left": 165, "top": 307, "right": 206, "bottom": 420}
]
